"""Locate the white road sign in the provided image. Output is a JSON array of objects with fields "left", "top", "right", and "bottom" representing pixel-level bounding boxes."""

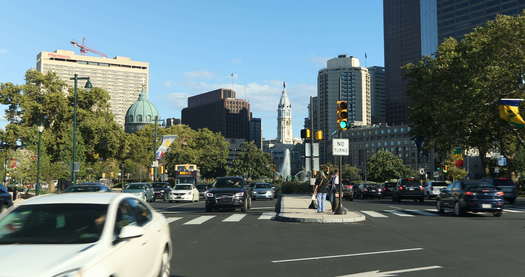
[{"left": 332, "top": 139, "right": 349, "bottom": 156}]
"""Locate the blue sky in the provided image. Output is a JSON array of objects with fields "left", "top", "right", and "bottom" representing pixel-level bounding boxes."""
[{"left": 0, "top": 0, "right": 384, "bottom": 139}]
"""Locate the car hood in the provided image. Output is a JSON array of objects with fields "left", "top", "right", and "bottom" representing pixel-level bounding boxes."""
[
  {"left": 0, "top": 243, "right": 99, "bottom": 277},
  {"left": 208, "top": 187, "right": 244, "bottom": 193},
  {"left": 172, "top": 189, "right": 192, "bottom": 193},
  {"left": 123, "top": 189, "right": 145, "bottom": 193}
]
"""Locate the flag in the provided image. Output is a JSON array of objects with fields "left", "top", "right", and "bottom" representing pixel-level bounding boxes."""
[
  {"left": 499, "top": 98, "right": 525, "bottom": 127},
  {"left": 155, "top": 135, "right": 177, "bottom": 160}
]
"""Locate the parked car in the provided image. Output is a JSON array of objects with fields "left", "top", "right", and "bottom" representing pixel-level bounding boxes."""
[
  {"left": 166, "top": 184, "right": 199, "bottom": 202},
  {"left": 342, "top": 180, "right": 354, "bottom": 201},
  {"left": 152, "top": 182, "right": 172, "bottom": 201},
  {"left": 205, "top": 176, "right": 252, "bottom": 212},
  {"left": 436, "top": 180, "right": 504, "bottom": 217},
  {"left": 64, "top": 183, "right": 112, "bottom": 193},
  {"left": 381, "top": 182, "right": 397, "bottom": 198},
  {"left": 483, "top": 178, "right": 518, "bottom": 204},
  {"left": 392, "top": 178, "right": 425, "bottom": 203},
  {"left": 424, "top": 180, "right": 448, "bottom": 199},
  {"left": 252, "top": 183, "right": 275, "bottom": 200},
  {"left": 196, "top": 184, "right": 210, "bottom": 199},
  {"left": 0, "top": 192, "right": 172, "bottom": 277},
  {"left": 355, "top": 183, "right": 382, "bottom": 200},
  {"left": 123, "top": 183, "right": 155, "bottom": 202},
  {"left": 0, "top": 185, "right": 13, "bottom": 212}
]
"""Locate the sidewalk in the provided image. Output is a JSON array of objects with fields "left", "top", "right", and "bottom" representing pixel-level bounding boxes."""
[{"left": 275, "top": 195, "right": 366, "bottom": 223}]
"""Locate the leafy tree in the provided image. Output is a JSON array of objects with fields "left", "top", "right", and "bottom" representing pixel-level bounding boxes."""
[
  {"left": 404, "top": 12, "right": 525, "bottom": 178},
  {"left": 228, "top": 142, "right": 273, "bottom": 180},
  {"left": 367, "top": 150, "right": 412, "bottom": 182},
  {"left": 342, "top": 165, "right": 361, "bottom": 181}
]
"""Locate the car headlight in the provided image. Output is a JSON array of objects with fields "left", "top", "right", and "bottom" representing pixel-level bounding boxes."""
[
  {"left": 186, "top": 191, "right": 192, "bottom": 195},
  {"left": 234, "top": 192, "right": 244, "bottom": 197},
  {"left": 266, "top": 191, "right": 272, "bottom": 194},
  {"left": 160, "top": 190, "right": 165, "bottom": 192},
  {"left": 53, "top": 269, "right": 82, "bottom": 277},
  {"left": 206, "top": 192, "right": 214, "bottom": 197}
]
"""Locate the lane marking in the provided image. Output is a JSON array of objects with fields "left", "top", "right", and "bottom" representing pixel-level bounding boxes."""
[
  {"left": 271, "top": 247, "right": 423, "bottom": 263},
  {"left": 258, "top": 212, "right": 276, "bottom": 220},
  {"left": 222, "top": 214, "right": 246, "bottom": 222},
  {"left": 425, "top": 208, "right": 438, "bottom": 212},
  {"left": 361, "top": 211, "right": 388, "bottom": 218},
  {"left": 404, "top": 209, "right": 437, "bottom": 216},
  {"left": 250, "top": 207, "right": 275, "bottom": 210},
  {"left": 504, "top": 209, "right": 525, "bottom": 213},
  {"left": 337, "top": 265, "right": 442, "bottom": 277},
  {"left": 183, "top": 215, "right": 215, "bottom": 225},
  {"left": 166, "top": 217, "right": 182, "bottom": 224},
  {"left": 384, "top": 210, "right": 414, "bottom": 217}
]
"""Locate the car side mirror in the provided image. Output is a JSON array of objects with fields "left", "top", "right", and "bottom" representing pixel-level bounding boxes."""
[{"left": 118, "top": 225, "right": 144, "bottom": 241}]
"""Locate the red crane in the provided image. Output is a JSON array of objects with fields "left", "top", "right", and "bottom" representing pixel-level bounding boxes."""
[{"left": 70, "top": 38, "right": 108, "bottom": 57}]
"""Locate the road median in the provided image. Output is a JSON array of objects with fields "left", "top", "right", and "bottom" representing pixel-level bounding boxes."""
[{"left": 274, "top": 195, "right": 365, "bottom": 223}]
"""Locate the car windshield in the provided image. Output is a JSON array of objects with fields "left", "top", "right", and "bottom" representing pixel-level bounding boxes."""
[
  {"left": 65, "top": 186, "right": 102, "bottom": 192},
  {"left": 464, "top": 183, "right": 495, "bottom": 190},
  {"left": 255, "top": 184, "right": 272, "bottom": 189},
  {"left": 126, "top": 184, "right": 145, "bottom": 190},
  {"left": 0, "top": 204, "right": 108, "bottom": 244},
  {"left": 493, "top": 179, "right": 515, "bottom": 187},
  {"left": 214, "top": 178, "right": 243, "bottom": 188},
  {"left": 196, "top": 185, "right": 208, "bottom": 190},
  {"left": 175, "top": 185, "right": 192, "bottom": 190},
  {"left": 431, "top": 182, "right": 447, "bottom": 187},
  {"left": 401, "top": 180, "right": 419, "bottom": 187}
]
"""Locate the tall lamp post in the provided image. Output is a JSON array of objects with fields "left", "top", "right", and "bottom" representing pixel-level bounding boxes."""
[
  {"left": 36, "top": 124, "right": 44, "bottom": 195},
  {"left": 152, "top": 116, "right": 164, "bottom": 182},
  {"left": 69, "top": 74, "right": 92, "bottom": 184}
]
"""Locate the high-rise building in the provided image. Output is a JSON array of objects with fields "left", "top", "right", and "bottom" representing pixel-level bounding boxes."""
[
  {"left": 249, "top": 117, "right": 263, "bottom": 150},
  {"left": 36, "top": 50, "right": 149, "bottom": 126},
  {"left": 383, "top": 0, "right": 437, "bottom": 126},
  {"left": 368, "top": 66, "right": 386, "bottom": 124},
  {"left": 384, "top": 0, "right": 525, "bottom": 126},
  {"left": 164, "top": 118, "right": 181, "bottom": 127},
  {"left": 277, "top": 82, "right": 293, "bottom": 145},
  {"left": 317, "top": 55, "right": 371, "bottom": 163},
  {"left": 181, "top": 88, "right": 251, "bottom": 140}
]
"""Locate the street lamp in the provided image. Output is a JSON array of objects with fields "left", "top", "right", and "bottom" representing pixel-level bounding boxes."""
[
  {"left": 36, "top": 125, "right": 44, "bottom": 195},
  {"left": 69, "top": 74, "right": 92, "bottom": 184},
  {"left": 152, "top": 116, "right": 164, "bottom": 182}
]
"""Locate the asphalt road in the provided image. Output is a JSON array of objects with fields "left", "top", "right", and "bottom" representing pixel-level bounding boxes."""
[{"left": 150, "top": 196, "right": 525, "bottom": 277}]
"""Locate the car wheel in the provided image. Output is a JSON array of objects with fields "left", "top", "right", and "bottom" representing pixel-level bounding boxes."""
[
  {"left": 493, "top": 211, "right": 503, "bottom": 217},
  {"left": 157, "top": 247, "right": 171, "bottom": 277},
  {"left": 0, "top": 202, "right": 7, "bottom": 214},
  {"left": 205, "top": 204, "right": 212, "bottom": 212},
  {"left": 436, "top": 200, "right": 444, "bottom": 214},
  {"left": 454, "top": 202, "right": 464, "bottom": 217}
]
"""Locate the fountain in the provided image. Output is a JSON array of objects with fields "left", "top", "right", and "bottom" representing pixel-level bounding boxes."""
[{"left": 279, "top": 148, "right": 291, "bottom": 181}]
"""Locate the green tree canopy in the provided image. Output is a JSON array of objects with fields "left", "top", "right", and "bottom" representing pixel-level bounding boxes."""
[
  {"left": 228, "top": 142, "right": 273, "bottom": 180},
  {"left": 367, "top": 150, "right": 412, "bottom": 182}
]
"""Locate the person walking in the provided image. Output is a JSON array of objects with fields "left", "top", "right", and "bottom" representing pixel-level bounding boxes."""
[
  {"left": 314, "top": 169, "right": 329, "bottom": 213},
  {"left": 329, "top": 169, "right": 340, "bottom": 211}
]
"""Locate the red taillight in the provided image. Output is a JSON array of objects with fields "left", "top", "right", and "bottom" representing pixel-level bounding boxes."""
[
  {"left": 419, "top": 186, "right": 424, "bottom": 190},
  {"left": 399, "top": 186, "right": 404, "bottom": 190},
  {"left": 496, "top": 191, "right": 504, "bottom": 196},
  {"left": 465, "top": 191, "right": 474, "bottom": 196}
]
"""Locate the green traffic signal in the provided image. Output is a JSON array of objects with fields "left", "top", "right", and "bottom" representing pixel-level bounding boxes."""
[{"left": 339, "top": 121, "right": 348, "bottom": 129}]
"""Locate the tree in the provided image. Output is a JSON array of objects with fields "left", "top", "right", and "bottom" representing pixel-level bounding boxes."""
[
  {"left": 404, "top": 12, "right": 525, "bottom": 178},
  {"left": 367, "top": 151, "right": 412, "bottom": 182},
  {"left": 228, "top": 142, "right": 273, "bottom": 180},
  {"left": 342, "top": 165, "right": 361, "bottom": 181}
]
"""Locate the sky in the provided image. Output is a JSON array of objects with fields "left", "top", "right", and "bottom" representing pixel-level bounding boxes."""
[{"left": 0, "top": 0, "right": 384, "bottom": 139}]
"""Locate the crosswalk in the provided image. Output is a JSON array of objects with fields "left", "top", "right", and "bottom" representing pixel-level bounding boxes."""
[
  {"left": 361, "top": 208, "right": 525, "bottom": 218},
  {"left": 165, "top": 212, "right": 276, "bottom": 226}
]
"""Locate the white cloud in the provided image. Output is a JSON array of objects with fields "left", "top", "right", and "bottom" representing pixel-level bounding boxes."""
[
  {"left": 163, "top": 80, "right": 174, "bottom": 88},
  {"left": 166, "top": 92, "right": 192, "bottom": 110},
  {"left": 311, "top": 56, "right": 328, "bottom": 67},
  {"left": 183, "top": 71, "right": 215, "bottom": 80},
  {"left": 0, "top": 49, "right": 7, "bottom": 55}
]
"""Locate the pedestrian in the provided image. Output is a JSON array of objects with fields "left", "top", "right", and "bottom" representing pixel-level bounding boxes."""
[
  {"left": 314, "top": 169, "right": 329, "bottom": 213},
  {"left": 329, "top": 169, "right": 340, "bottom": 211}
]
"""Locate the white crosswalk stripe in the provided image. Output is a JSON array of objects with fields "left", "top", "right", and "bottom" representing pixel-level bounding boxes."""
[
  {"left": 404, "top": 209, "right": 438, "bottom": 216},
  {"left": 258, "top": 212, "right": 276, "bottom": 220},
  {"left": 167, "top": 217, "right": 182, "bottom": 224},
  {"left": 361, "top": 211, "right": 388, "bottom": 218},
  {"left": 184, "top": 215, "right": 215, "bottom": 225},
  {"left": 384, "top": 210, "right": 415, "bottom": 217},
  {"left": 425, "top": 208, "right": 438, "bottom": 213},
  {"left": 222, "top": 214, "right": 247, "bottom": 222}
]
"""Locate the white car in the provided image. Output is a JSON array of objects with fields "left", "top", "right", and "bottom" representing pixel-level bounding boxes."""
[
  {"left": 0, "top": 192, "right": 172, "bottom": 277},
  {"left": 424, "top": 180, "right": 449, "bottom": 199},
  {"left": 167, "top": 184, "right": 199, "bottom": 202}
]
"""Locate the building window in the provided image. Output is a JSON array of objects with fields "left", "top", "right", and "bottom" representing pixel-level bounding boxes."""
[
  {"left": 147, "top": 115, "right": 151, "bottom": 122},
  {"left": 137, "top": 115, "right": 143, "bottom": 122},
  {"left": 129, "top": 115, "right": 133, "bottom": 122}
]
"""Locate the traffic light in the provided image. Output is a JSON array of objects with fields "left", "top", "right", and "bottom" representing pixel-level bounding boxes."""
[
  {"left": 336, "top": 100, "right": 349, "bottom": 130},
  {"left": 443, "top": 165, "right": 448, "bottom": 173},
  {"left": 149, "top": 167, "right": 154, "bottom": 176},
  {"left": 300, "top": 128, "right": 311, "bottom": 140},
  {"left": 315, "top": 130, "right": 323, "bottom": 141},
  {"left": 160, "top": 165, "right": 164, "bottom": 174}
]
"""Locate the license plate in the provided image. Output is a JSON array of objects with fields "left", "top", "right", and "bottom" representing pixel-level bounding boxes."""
[
  {"left": 409, "top": 188, "right": 414, "bottom": 191},
  {"left": 482, "top": 204, "right": 492, "bottom": 209}
]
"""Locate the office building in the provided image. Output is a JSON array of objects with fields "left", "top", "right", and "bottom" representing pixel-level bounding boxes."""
[
  {"left": 181, "top": 88, "right": 251, "bottom": 140},
  {"left": 164, "top": 118, "right": 181, "bottom": 127},
  {"left": 368, "top": 66, "right": 386, "bottom": 124},
  {"left": 36, "top": 50, "right": 149, "bottom": 126},
  {"left": 249, "top": 117, "right": 263, "bottom": 150}
]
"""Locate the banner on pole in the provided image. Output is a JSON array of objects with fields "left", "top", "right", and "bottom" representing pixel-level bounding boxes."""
[{"left": 155, "top": 135, "right": 177, "bottom": 160}]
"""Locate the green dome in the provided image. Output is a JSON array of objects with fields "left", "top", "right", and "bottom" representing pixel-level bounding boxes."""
[{"left": 125, "top": 91, "right": 159, "bottom": 133}]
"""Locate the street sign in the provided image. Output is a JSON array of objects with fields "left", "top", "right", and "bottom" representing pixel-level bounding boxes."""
[
  {"left": 332, "top": 139, "right": 349, "bottom": 156},
  {"left": 419, "top": 168, "right": 425, "bottom": 175}
]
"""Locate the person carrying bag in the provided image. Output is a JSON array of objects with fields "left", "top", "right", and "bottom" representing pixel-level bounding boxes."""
[{"left": 314, "top": 170, "right": 329, "bottom": 213}]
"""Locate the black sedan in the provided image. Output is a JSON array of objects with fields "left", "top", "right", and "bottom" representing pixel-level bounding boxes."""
[
  {"left": 436, "top": 180, "right": 504, "bottom": 217},
  {"left": 152, "top": 182, "right": 172, "bottom": 201},
  {"left": 205, "top": 176, "right": 252, "bottom": 212},
  {"left": 355, "top": 183, "right": 383, "bottom": 199},
  {"left": 0, "top": 185, "right": 13, "bottom": 212},
  {"left": 392, "top": 178, "right": 425, "bottom": 203}
]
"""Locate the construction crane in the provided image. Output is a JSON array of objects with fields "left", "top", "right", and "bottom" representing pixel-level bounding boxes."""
[{"left": 70, "top": 38, "right": 108, "bottom": 57}]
